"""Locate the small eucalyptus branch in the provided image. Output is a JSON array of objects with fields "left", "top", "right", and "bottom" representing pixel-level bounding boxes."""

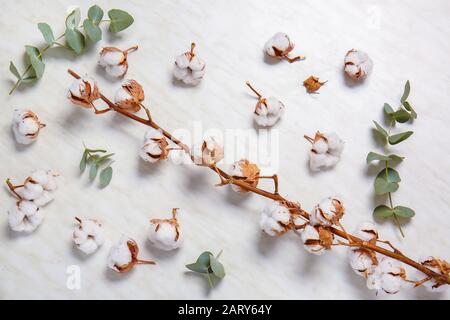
[{"left": 67, "top": 69, "right": 449, "bottom": 290}]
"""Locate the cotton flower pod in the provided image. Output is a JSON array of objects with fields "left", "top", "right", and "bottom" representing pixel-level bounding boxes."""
[
  {"left": 114, "top": 79, "right": 144, "bottom": 113},
  {"left": 12, "top": 109, "right": 46, "bottom": 145},
  {"left": 355, "top": 222, "right": 378, "bottom": 244},
  {"left": 254, "top": 97, "right": 285, "bottom": 127},
  {"left": 348, "top": 248, "right": 378, "bottom": 278},
  {"left": 264, "top": 32, "right": 304, "bottom": 63},
  {"left": 8, "top": 200, "right": 44, "bottom": 232},
  {"left": 139, "top": 128, "right": 169, "bottom": 163},
  {"left": 68, "top": 76, "right": 100, "bottom": 108},
  {"left": 107, "top": 236, "right": 155, "bottom": 273},
  {"left": 29, "top": 169, "right": 59, "bottom": 191},
  {"left": 260, "top": 201, "right": 291, "bottom": 236},
  {"left": 366, "top": 257, "right": 407, "bottom": 294},
  {"left": 306, "top": 131, "right": 345, "bottom": 171},
  {"left": 73, "top": 218, "right": 105, "bottom": 255},
  {"left": 148, "top": 208, "right": 183, "bottom": 251},
  {"left": 299, "top": 224, "right": 334, "bottom": 255},
  {"left": 98, "top": 46, "right": 138, "bottom": 78},
  {"left": 20, "top": 180, "right": 44, "bottom": 201},
  {"left": 173, "top": 43, "right": 206, "bottom": 85},
  {"left": 417, "top": 256, "right": 450, "bottom": 293},
  {"left": 194, "top": 136, "right": 224, "bottom": 166},
  {"left": 310, "top": 197, "right": 345, "bottom": 227},
  {"left": 344, "top": 49, "right": 373, "bottom": 80},
  {"left": 230, "top": 159, "right": 260, "bottom": 192}
]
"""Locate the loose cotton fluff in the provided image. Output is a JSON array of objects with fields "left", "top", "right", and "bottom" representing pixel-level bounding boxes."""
[
  {"left": 194, "top": 136, "right": 224, "bottom": 166},
  {"left": 366, "top": 257, "right": 407, "bottom": 294},
  {"left": 7, "top": 170, "right": 58, "bottom": 232},
  {"left": 73, "top": 218, "right": 105, "bottom": 255},
  {"left": 139, "top": 128, "right": 169, "bottom": 163},
  {"left": 309, "top": 197, "right": 345, "bottom": 227},
  {"left": 12, "top": 109, "right": 46, "bottom": 145},
  {"left": 306, "top": 132, "right": 345, "bottom": 171},
  {"left": 348, "top": 222, "right": 379, "bottom": 277},
  {"left": 98, "top": 46, "right": 137, "bottom": 78},
  {"left": 8, "top": 200, "right": 44, "bottom": 232},
  {"left": 229, "top": 159, "right": 260, "bottom": 192},
  {"left": 254, "top": 97, "right": 285, "bottom": 127},
  {"left": 173, "top": 43, "right": 206, "bottom": 85},
  {"left": 148, "top": 208, "right": 183, "bottom": 251},
  {"left": 68, "top": 75, "right": 100, "bottom": 108},
  {"left": 344, "top": 49, "right": 373, "bottom": 80},
  {"left": 114, "top": 79, "right": 144, "bottom": 113}
]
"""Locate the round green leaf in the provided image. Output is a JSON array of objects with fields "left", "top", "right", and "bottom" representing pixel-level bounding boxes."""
[
  {"left": 65, "top": 27, "right": 85, "bottom": 54},
  {"left": 186, "top": 251, "right": 212, "bottom": 274},
  {"left": 99, "top": 166, "right": 113, "bottom": 188},
  {"left": 38, "top": 23, "right": 55, "bottom": 45},
  {"left": 388, "top": 131, "right": 413, "bottom": 145},
  {"left": 393, "top": 206, "right": 415, "bottom": 218},
  {"left": 25, "top": 45, "right": 45, "bottom": 79},
  {"left": 209, "top": 254, "right": 225, "bottom": 279},
  {"left": 66, "top": 7, "right": 81, "bottom": 28},
  {"left": 373, "top": 205, "right": 394, "bottom": 218},
  {"left": 374, "top": 167, "right": 401, "bottom": 195},
  {"left": 108, "top": 9, "right": 134, "bottom": 33},
  {"left": 83, "top": 19, "right": 102, "bottom": 42},
  {"left": 88, "top": 5, "right": 104, "bottom": 24}
]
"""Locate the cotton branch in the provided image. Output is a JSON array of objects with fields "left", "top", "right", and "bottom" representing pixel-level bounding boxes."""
[{"left": 67, "top": 69, "right": 450, "bottom": 288}]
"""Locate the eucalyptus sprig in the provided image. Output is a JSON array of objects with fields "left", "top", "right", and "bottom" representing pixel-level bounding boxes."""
[
  {"left": 367, "top": 80, "right": 418, "bottom": 237},
  {"left": 9, "top": 5, "right": 134, "bottom": 95},
  {"left": 80, "top": 144, "right": 114, "bottom": 188},
  {"left": 186, "top": 250, "right": 225, "bottom": 288}
]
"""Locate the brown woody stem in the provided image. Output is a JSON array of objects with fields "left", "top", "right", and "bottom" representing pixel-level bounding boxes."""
[
  {"left": 285, "top": 54, "right": 305, "bottom": 63},
  {"left": 6, "top": 179, "right": 23, "bottom": 200},
  {"left": 246, "top": 81, "right": 262, "bottom": 99},
  {"left": 67, "top": 69, "right": 449, "bottom": 287}
]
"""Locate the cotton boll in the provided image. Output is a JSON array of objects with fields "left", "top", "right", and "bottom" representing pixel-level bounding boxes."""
[
  {"left": 73, "top": 218, "right": 105, "bottom": 255},
  {"left": 33, "top": 190, "right": 54, "bottom": 207},
  {"left": 299, "top": 224, "right": 332, "bottom": 255},
  {"left": 348, "top": 248, "right": 377, "bottom": 277},
  {"left": 323, "top": 133, "right": 345, "bottom": 156},
  {"left": 260, "top": 201, "right": 292, "bottom": 236},
  {"left": 310, "top": 197, "right": 344, "bottom": 227},
  {"left": 107, "top": 236, "right": 133, "bottom": 272},
  {"left": 306, "top": 131, "right": 344, "bottom": 171},
  {"left": 254, "top": 97, "right": 285, "bottom": 127},
  {"left": 173, "top": 43, "right": 206, "bottom": 85},
  {"left": 43, "top": 170, "right": 58, "bottom": 191},
  {"left": 264, "top": 32, "right": 294, "bottom": 58},
  {"left": 417, "top": 256, "right": 449, "bottom": 293},
  {"left": 194, "top": 136, "right": 224, "bottom": 166},
  {"left": 344, "top": 49, "right": 373, "bottom": 80},
  {"left": 114, "top": 79, "right": 145, "bottom": 113},
  {"left": 98, "top": 46, "right": 137, "bottom": 78},
  {"left": 139, "top": 129, "right": 169, "bottom": 163},
  {"left": 68, "top": 76, "right": 100, "bottom": 108},
  {"left": 230, "top": 159, "right": 260, "bottom": 192},
  {"left": 20, "top": 181, "right": 44, "bottom": 200},
  {"left": 12, "top": 109, "right": 45, "bottom": 145},
  {"left": 8, "top": 200, "right": 44, "bottom": 232},
  {"left": 148, "top": 209, "right": 183, "bottom": 251},
  {"left": 366, "top": 257, "right": 407, "bottom": 294}
]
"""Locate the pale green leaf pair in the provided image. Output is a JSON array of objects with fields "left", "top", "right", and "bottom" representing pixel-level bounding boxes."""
[
  {"left": 372, "top": 121, "right": 413, "bottom": 145},
  {"left": 79, "top": 146, "right": 114, "bottom": 188},
  {"left": 373, "top": 205, "right": 415, "bottom": 218},
  {"left": 186, "top": 250, "right": 225, "bottom": 288},
  {"left": 108, "top": 9, "right": 134, "bottom": 33},
  {"left": 366, "top": 152, "right": 404, "bottom": 164}
]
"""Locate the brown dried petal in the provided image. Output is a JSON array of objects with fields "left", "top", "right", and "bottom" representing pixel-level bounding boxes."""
[
  {"left": 303, "top": 76, "right": 327, "bottom": 93},
  {"left": 318, "top": 226, "right": 334, "bottom": 249},
  {"left": 116, "top": 80, "right": 145, "bottom": 113}
]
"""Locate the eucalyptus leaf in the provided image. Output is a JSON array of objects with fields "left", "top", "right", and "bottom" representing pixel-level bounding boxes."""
[
  {"left": 373, "top": 205, "right": 394, "bottom": 218},
  {"left": 88, "top": 5, "right": 104, "bottom": 24},
  {"left": 388, "top": 131, "right": 413, "bottom": 145},
  {"left": 108, "top": 9, "right": 134, "bottom": 33},
  {"left": 186, "top": 251, "right": 212, "bottom": 274},
  {"left": 373, "top": 121, "right": 388, "bottom": 138},
  {"left": 83, "top": 19, "right": 102, "bottom": 42},
  {"left": 403, "top": 101, "right": 417, "bottom": 119},
  {"left": 393, "top": 206, "right": 415, "bottom": 218},
  {"left": 65, "top": 27, "right": 85, "bottom": 54},
  {"left": 25, "top": 45, "right": 45, "bottom": 79},
  {"left": 89, "top": 162, "right": 99, "bottom": 180},
  {"left": 366, "top": 152, "right": 390, "bottom": 164},
  {"left": 79, "top": 150, "right": 88, "bottom": 173},
  {"left": 388, "top": 154, "right": 405, "bottom": 162},
  {"left": 99, "top": 166, "right": 113, "bottom": 187},
  {"left": 21, "top": 76, "right": 37, "bottom": 83},
  {"left": 65, "top": 7, "right": 81, "bottom": 28},
  {"left": 209, "top": 254, "right": 225, "bottom": 278},
  {"left": 9, "top": 61, "right": 21, "bottom": 79},
  {"left": 38, "top": 23, "right": 55, "bottom": 45},
  {"left": 401, "top": 80, "right": 410, "bottom": 103},
  {"left": 391, "top": 108, "right": 411, "bottom": 123},
  {"left": 374, "top": 167, "right": 401, "bottom": 195}
]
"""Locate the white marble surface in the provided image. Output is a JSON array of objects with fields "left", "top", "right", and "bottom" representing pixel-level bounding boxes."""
[{"left": 1, "top": 0, "right": 449, "bottom": 300}]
